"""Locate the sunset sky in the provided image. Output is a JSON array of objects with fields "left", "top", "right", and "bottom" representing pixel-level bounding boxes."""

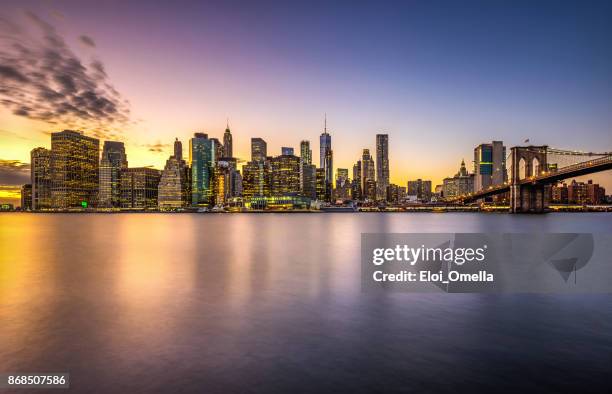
[{"left": 1, "top": 0, "right": 611, "bottom": 205}]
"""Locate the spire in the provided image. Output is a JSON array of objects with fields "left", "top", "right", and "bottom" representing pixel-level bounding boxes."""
[
  {"left": 324, "top": 113, "right": 327, "bottom": 133},
  {"left": 226, "top": 117, "right": 229, "bottom": 131}
]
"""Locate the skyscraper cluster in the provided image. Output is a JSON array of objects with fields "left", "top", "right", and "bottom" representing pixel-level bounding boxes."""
[{"left": 23, "top": 119, "right": 402, "bottom": 211}]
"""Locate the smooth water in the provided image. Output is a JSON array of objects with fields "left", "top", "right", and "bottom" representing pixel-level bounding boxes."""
[{"left": 1, "top": 213, "right": 611, "bottom": 393}]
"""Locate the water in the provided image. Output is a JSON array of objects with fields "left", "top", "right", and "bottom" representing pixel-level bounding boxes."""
[{"left": 1, "top": 213, "right": 612, "bottom": 393}]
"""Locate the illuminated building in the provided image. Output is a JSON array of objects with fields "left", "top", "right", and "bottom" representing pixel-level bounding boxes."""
[
  {"left": 319, "top": 115, "right": 332, "bottom": 187},
  {"left": 352, "top": 160, "right": 362, "bottom": 200},
  {"left": 565, "top": 180, "right": 606, "bottom": 204},
  {"left": 242, "top": 160, "right": 271, "bottom": 199},
  {"left": 213, "top": 159, "right": 242, "bottom": 205},
  {"left": 324, "top": 149, "right": 333, "bottom": 201},
  {"left": 281, "top": 147, "right": 294, "bottom": 156},
  {"left": 301, "top": 163, "right": 316, "bottom": 199},
  {"left": 361, "top": 149, "right": 375, "bottom": 200},
  {"left": 386, "top": 184, "right": 399, "bottom": 203},
  {"left": 271, "top": 154, "right": 301, "bottom": 196},
  {"left": 21, "top": 184, "right": 32, "bottom": 210},
  {"left": 364, "top": 179, "right": 377, "bottom": 201},
  {"left": 315, "top": 167, "right": 326, "bottom": 201},
  {"left": 442, "top": 159, "right": 474, "bottom": 198},
  {"left": 407, "top": 179, "right": 432, "bottom": 202},
  {"left": 246, "top": 195, "right": 311, "bottom": 210},
  {"left": 223, "top": 122, "right": 233, "bottom": 158},
  {"left": 586, "top": 180, "right": 605, "bottom": 204},
  {"left": 190, "top": 133, "right": 215, "bottom": 205},
  {"left": 551, "top": 182, "right": 569, "bottom": 203},
  {"left": 50, "top": 130, "right": 99, "bottom": 209},
  {"left": 210, "top": 137, "right": 224, "bottom": 162},
  {"left": 300, "top": 140, "right": 312, "bottom": 165},
  {"left": 158, "top": 140, "right": 190, "bottom": 209},
  {"left": 474, "top": 141, "right": 506, "bottom": 192},
  {"left": 251, "top": 138, "right": 267, "bottom": 161},
  {"left": 99, "top": 141, "right": 127, "bottom": 208},
  {"left": 30, "top": 147, "right": 52, "bottom": 210},
  {"left": 376, "top": 134, "right": 389, "bottom": 200},
  {"left": 120, "top": 167, "right": 161, "bottom": 209},
  {"left": 334, "top": 168, "right": 351, "bottom": 201}
]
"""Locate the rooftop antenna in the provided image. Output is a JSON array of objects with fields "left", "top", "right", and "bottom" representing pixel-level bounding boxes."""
[
  {"left": 226, "top": 118, "right": 229, "bottom": 130},
  {"left": 324, "top": 113, "right": 327, "bottom": 133}
]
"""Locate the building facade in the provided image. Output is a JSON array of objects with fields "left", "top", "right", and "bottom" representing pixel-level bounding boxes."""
[
  {"left": 251, "top": 138, "right": 267, "bottom": 162},
  {"left": 407, "top": 179, "right": 432, "bottom": 202},
  {"left": 474, "top": 141, "right": 506, "bottom": 192},
  {"left": 376, "top": 134, "right": 389, "bottom": 200},
  {"left": 99, "top": 141, "right": 127, "bottom": 208},
  {"left": 120, "top": 167, "right": 161, "bottom": 209},
  {"left": 190, "top": 133, "right": 215, "bottom": 206},
  {"left": 442, "top": 159, "right": 474, "bottom": 199},
  {"left": 30, "top": 147, "right": 52, "bottom": 210},
  {"left": 50, "top": 130, "right": 100, "bottom": 209}
]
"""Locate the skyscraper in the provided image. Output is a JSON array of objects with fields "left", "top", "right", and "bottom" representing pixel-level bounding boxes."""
[
  {"left": 50, "top": 130, "right": 99, "bottom": 209},
  {"left": 120, "top": 167, "right": 161, "bottom": 209},
  {"left": 474, "top": 141, "right": 506, "bottom": 192},
  {"left": 376, "top": 134, "right": 389, "bottom": 200},
  {"left": 361, "top": 149, "right": 375, "bottom": 199},
  {"left": 442, "top": 159, "right": 474, "bottom": 198},
  {"left": 158, "top": 148, "right": 190, "bottom": 209},
  {"left": 242, "top": 160, "right": 272, "bottom": 200},
  {"left": 301, "top": 164, "right": 316, "bottom": 200},
  {"left": 335, "top": 168, "right": 350, "bottom": 201},
  {"left": 281, "top": 147, "right": 294, "bottom": 156},
  {"left": 174, "top": 138, "right": 183, "bottom": 160},
  {"left": 190, "top": 133, "right": 215, "bottom": 206},
  {"left": 30, "top": 147, "right": 51, "bottom": 210},
  {"left": 21, "top": 184, "right": 32, "bottom": 211},
  {"left": 300, "top": 140, "right": 312, "bottom": 165},
  {"left": 352, "top": 160, "right": 362, "bottom": 200},
  {"left": 99, "top": 141, "right": 127, "bottom": 208},
  {"left": 251, "top": 138, "right": 267, "bottom": 162},
  {"left": 223, "top": 121, "right": 233, "bottom": 158},
  {"left": 319, "top": 115, "right": 332, "bottom": 187},
  {"left": 271, "top": 153, "right": 301, "bottom": 196}
]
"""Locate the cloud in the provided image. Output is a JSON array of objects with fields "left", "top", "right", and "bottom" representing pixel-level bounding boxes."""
[
  {"left": 0, "top": 184, "right": 22, "bottom": 204},
  {"left": 79, "top": 35, "right": 96, "bottom": 47},
  {"left": 142, "top": 142, "right": 170, "bottom": 153},
  {"left": 0, "top": 11, "right": 130, "bottom": 139},
  {"left": 0, "top": 159, "right": 30, "bottom": 186}
]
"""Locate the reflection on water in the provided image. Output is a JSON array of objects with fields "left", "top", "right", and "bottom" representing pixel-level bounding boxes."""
[{"left": 1, "top": 213, "right": 612, "bottom": 393}]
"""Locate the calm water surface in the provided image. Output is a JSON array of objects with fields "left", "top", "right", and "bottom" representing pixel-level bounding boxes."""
[{"left": 1, "top": 213, "right": 612, "bottom": 393}]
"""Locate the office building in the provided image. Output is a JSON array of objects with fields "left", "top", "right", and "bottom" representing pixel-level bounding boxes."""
[
  {"left": 335, "top": 168, "right": 351, "bottom": 201},
  {"left": 352, "top": 160, "right": 362, "bottom": 200},
  {"left": 282, "top": 147, "right": 294, "bottom": 156},
  {"left": 271, "top": 153, "right": 301, "bottom": 196},
  {"left": 361, "top": 149, "right": 375, "bottom": 200},
  {"left": 442, "top": 159, "right": 474, "bottom": 198},
  {"left": 315, "top": 168, "right": 326, "bottom": 201},
  {"left": 21, "top": 184, "right": 32, "bottom": 210},
  {"left": 242, "top": 160, "right": 272, "bottom": 200},
  {"left": 99, "top": 141, "right": 127, "bottom": 208},
  {"left": 474, "top": 141, "right": 506, "bottom": 192},
  {"left": 407, "top": 179, "right": 432, "bottom": 202},
  {"left": 319, "top": 116, "right": 332, "bottom": 186},
  {"left": 159, "top": 138, "right": 190, "bottom": 209},
  {"left": 223, "top": 122, "right": 233, "bottom": 158},
  {"left": 300, "top": 140, "right": 312, "bottom": 165},
  {"left": 120, "top": 167, "right": 161, "bottom": 209},
  {"left": 301, "top": 164, "right": 316, "bottom": 199},
  {"left": 376, "top": 134, "right": 389, "bottom": 200},
  {"left": 50, "top": 130, "right": 99, "bottom": 208},
  {"left": 251, "top": 138, "right": 267, "bottom": 162},
  {"left": 30, "top": 147, "right": 52, "bottom": 210},
  {"left": 190, "top": 133, "right": 215, "bottom": 205}
]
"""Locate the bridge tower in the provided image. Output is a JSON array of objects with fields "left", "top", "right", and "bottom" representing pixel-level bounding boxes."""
[{"left": 509, "top": 146, "right": 550, "bottom": 213}]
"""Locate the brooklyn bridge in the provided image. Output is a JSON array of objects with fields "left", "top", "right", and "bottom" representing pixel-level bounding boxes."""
[{"left": 450, "top": 146, "right": 612, "bottom": 213}]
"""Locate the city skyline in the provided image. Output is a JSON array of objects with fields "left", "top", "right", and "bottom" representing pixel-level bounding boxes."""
[{"left": 1, "top": 1, "right": 612, "bottom": 205}]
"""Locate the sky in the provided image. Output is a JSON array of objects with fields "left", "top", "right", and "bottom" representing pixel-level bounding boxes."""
[{"left": 1, "top": 0, "right": 611, "bottom": 205}]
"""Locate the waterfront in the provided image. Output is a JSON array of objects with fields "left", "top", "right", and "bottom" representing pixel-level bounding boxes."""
[{"left": 1, "top": 213, "right": 612, "bottom": 393}]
